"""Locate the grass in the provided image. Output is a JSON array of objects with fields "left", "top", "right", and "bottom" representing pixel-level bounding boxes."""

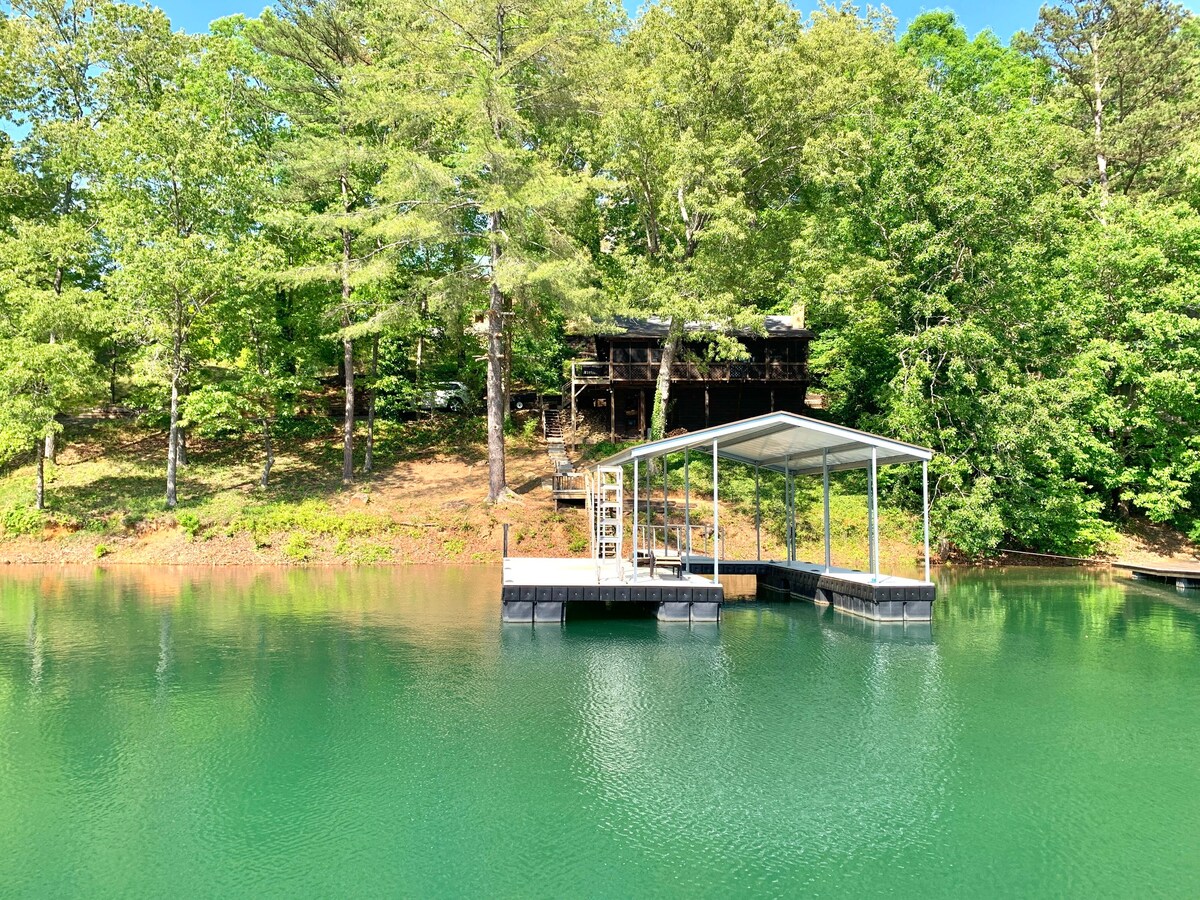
[{"left": 0, "top": 416, "right": 483, "bottom": 548}]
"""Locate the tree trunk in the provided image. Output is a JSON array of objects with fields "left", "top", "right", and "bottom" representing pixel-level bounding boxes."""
[
  {"left": 486, "top": 211, "right": 508, "bottom": 502},
  {"left": 167, "top": 373, "right": 179, "bottom": 509},
  {"left": 364, "top": 333, "right": 378, "bottom": 475},
  {"left": 44, "top": 329, "right": 57, "bottom": 462},
  {"left": 485, "top": 7, "right": 509, "bottom": 503},
  {"left": 176, "top": 426, "right": 187, "bottom": 468},
  {"left": 340, "top": 173, "right": 355, "bottom": 486},
  {"left": 650, "top": 321, "right": 682, "bottom": 441},
  {"left": 1091, "top": 32, "right": 1108, "bottom": 204},
  {"left": 34, "top": 437, "right": 45, "bottom": 511},
  {"left": 260, "top": 418, "right": 274, "bottom": 489},
  {"left": 343, "top": 331, "right": 354, "bottom": 484}
]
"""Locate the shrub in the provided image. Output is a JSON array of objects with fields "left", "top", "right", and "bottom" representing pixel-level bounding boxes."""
[
  {"left": 442, "top": 537, "right": 466, "bottom": 556},
  {"left": 283, "top": 533, "right": 312, "bottom": 562},
  {"left": 353, "top": 543, "right": 393, "bottom": 564},
  {"left": 176, "top": 511, "right": 202, "bottom": 540},
  {"left": 94, "top": 543, "right": 110, "bottom": 559},
  {"left": 567, "top": 535, "right": 588, "bottom": 553},
  {"left": 2, "top": 505, "right": 45, "bottom": 536}
]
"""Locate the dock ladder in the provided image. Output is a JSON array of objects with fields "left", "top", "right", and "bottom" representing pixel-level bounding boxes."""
[{"left": 587, "top": 466, "right": 624, "bottom": 581}]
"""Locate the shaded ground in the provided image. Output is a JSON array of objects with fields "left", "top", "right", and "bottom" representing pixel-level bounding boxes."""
[{"left": 1, "top": 412, "right": 1191, "bottom": 571}]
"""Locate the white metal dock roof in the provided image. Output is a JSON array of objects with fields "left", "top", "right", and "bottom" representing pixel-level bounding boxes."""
[{"left": 593, "top": 411, "right": 933, "bottom": 475}]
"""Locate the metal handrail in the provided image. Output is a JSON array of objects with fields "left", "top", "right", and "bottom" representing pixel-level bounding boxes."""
[
  {"left": 634, "top": 523, "right": 721, "bottom": 559},
  {"left": 572, "top": 360, "right": 807, "bottom": 382}
]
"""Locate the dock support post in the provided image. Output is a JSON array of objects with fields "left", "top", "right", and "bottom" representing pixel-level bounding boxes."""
[
  {"left": 823, "top": 450, "right": 831, "bottom": 573},
  {"left": 784, "top": 455, "right": 793, "bottom": 563},
  {"left": 632, "top": 458, "right": 639, "bottom": 583},
  {"left": 646, "top": 459, "right": 653, "bottom": 551},
  {"left": 503, "top": 522, "right": 510, "bottom": 558},
  {"left": 922, "top": 460, "right": 930, "bottom": 583},
  {"left": 869, "top": 447, "right": 880, "bottom": 581},
  {"left": 663, "top": 454, "right": 669, "bottom": 552},
  {"left": 712, "top": 439, "right": 720, "bottom": 586},
  {"left": 684, "top": 448, "right": 691, "bottom": 571},
  {"left": 754, "top": 464, "right": 761, "bottom": 562}
]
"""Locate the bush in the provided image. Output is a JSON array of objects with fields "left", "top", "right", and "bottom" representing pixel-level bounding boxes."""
[
  {"left": 176, "top": 511, "right": 202, "bottom": 540},
  {"left": 94, "top": 543, "right": 110, "bottom": 559},
  {"left": 228, "top": 499, "right": 390, "bottom": 541},
  {"left": 283, "top": 533, "right": 312, "bottom": 562},
  {"left": 2, "top": 505, "right": 45, "bottom": 536},
  {"left": 353, "top": 543, "right": 393, "bottom": 564},
  {"left": 521, "top": 415, "right": 542, "bottom": 441}
]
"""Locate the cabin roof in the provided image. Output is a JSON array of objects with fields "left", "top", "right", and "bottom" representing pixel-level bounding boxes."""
[
  {"left": 574, "top": 315, "right": 812, "bottom": 339},
  {"left": 592, "top": 411, "right": 933, "bottom": 476}
]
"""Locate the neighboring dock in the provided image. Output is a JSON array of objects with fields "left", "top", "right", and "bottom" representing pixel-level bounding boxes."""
[
  {"left": 502, "top": 411, "right": 938, "bottom": 625},
  {"left": 1114, "top": 562, "right": 1200, "bottom": 590}
]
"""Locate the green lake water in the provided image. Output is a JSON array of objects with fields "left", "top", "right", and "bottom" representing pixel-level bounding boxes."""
[{"left": 1, "top": 565, "right": 1198, "bottom": 898}]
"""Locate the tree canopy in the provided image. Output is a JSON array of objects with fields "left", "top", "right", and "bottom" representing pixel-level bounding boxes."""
[{"left": 0, "top": 0, "right": 1197, "bottom": 555}]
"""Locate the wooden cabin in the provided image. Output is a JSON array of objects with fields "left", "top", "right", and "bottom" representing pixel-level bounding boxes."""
[{"left": 566, "top": 316, "right": 812, "bottom": 439}]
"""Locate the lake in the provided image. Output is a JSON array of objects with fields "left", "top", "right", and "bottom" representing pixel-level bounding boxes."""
[{"left": 0, "top": 565, "right": 1197, "bottom": 897}]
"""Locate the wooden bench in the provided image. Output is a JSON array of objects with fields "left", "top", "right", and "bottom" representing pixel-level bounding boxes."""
[{"left": 633, "top": 550, "right": 684, "bottom": 579}]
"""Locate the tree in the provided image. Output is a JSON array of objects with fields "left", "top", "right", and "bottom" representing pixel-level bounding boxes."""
[
  {"left": 252, "top": 0, "right": 385, "bottom": 487},
  {"left": 900, "top": 11, "right": 1051, "bottom": 111},
  {"left": 596, "top": 0, "right": 819, "bottom": 440},
  {"left": 95, "top": 12, "right": 274, "bottom": 508},
  {"left": 184, "top": 283, "right": 302, "bottom": 490},
  {"left": 379, "top": 0, "right": 613, "bottom": 501},
  {"left": 1018, "top": 0, "right": 1200, "bottom": 199},
  {"left": 1, "top": 1, "right": 114, "bottom": 463}
]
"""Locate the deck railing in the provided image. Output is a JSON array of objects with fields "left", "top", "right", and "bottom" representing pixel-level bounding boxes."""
[
  {"left": 572, "top": 360, "right": 807, "bottom": 383},
  {"left": 551, "top": 471, "right": 588, "bottom": 495},
  {"left": 635, "top": 523, "right": 721, "bottom": 559}
]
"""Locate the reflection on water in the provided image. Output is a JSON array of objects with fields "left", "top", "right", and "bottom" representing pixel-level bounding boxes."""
[{"left": 0, "top": 565, "right": 1198, "bottom": 897}]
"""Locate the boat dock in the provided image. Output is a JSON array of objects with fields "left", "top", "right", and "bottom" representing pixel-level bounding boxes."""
[
  {"left": 502, "top": 412, "right": 938, "bottom": 625},
  {"left": 500, "top": 556, "right": 934, "bottom": 624},
  {"left": 1114, "top": 562, "right": 1200, "bottom": 590}
]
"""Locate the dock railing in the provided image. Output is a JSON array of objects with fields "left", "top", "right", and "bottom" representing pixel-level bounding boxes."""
[{"left": 635, "top": 523, "right": 721, "bottom": 559}]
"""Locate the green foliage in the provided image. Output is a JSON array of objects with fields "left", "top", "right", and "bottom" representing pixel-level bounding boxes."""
[
  {"left": 2, "top": 504, "right": 44, "bottom": 536},
  {"left": 175, "top": 512, "right": 202, "bottom": 540},
  {"left": 228, "top": 499, "right": 391, "bottom": 543},
  {"left": 0, "top": 0, "right": 1196, "bottom": 556},
  {"left": 94, "top": 543, "right": 109, "bottom": 559},
  {"left": 283, "top": 532, "right": 312, "bottom": 562}
]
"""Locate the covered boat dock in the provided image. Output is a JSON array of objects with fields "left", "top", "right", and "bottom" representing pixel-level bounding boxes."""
[{"left": 501, "top": 412, "right": 936, "bottom": 624}]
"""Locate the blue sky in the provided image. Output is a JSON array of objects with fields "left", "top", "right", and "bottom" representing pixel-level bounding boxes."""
[{"left": 156, "top": 1, "right": 1192, "bottom": 43}]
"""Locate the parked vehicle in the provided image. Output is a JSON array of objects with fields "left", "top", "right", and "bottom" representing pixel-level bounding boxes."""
[{"left": 420, "top": 381, "right": 469, "bottom": 411}]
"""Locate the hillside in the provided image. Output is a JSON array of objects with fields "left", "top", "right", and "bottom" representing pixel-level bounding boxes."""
[{"left": 0, "top": 412, "right": 940, "bottom": 571}]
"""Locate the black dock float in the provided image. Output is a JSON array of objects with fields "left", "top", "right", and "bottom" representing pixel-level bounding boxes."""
[
  {"left": 665, "top": 559, "right": 934, "bottom": 622},
  {"left": 500, "top": 578, "right": 723, "bottom": 624}
]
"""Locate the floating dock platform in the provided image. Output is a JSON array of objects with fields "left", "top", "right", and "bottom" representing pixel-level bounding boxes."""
[
  {"left": 501, "top": 558, "right": 722, "bottom": 623},
  {"left": 1115, "top": 562, "right": 1200, "bottom": 591},
  {"left": 501, "top": 556, "right": 934, "bottom": 624}
]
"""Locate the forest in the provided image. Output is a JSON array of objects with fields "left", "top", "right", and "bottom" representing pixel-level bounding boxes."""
[{"left": 0, "top": 0, "right": 1198, "bottom": 558}]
